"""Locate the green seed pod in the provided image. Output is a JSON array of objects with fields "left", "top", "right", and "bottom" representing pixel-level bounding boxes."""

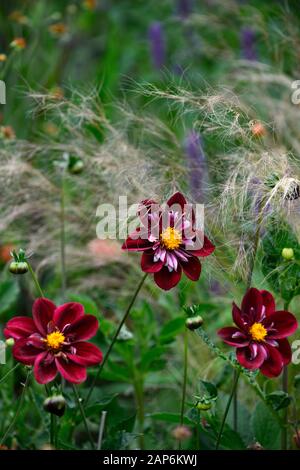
[
  {"left": 43, "top": 395, "right": 66, "bottom": 417},
  {"left": 185, "top": 315, "right": 203, "bottom": 330},
  {"left": 68, "top": 157, "right": 84, "bottom": 174},
  {"left": 5, "top": 338, "right": 15, "bottom": 347},
  {"left": 9, "top": 261, "right": 28, "bottom": 274},
  {"left": 282, "top": 248, "right": 294, "bottom": 261}
]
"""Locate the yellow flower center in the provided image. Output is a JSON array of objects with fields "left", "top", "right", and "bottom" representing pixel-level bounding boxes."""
[
  {"left": 160, "top": 227, "right": 182, "bottom": 250},
  {"left": 249, "top": 322, "right": 267, "bottom": 342},
  {"left": 46, "top": 331, "right": 65, "bottom": 350}
]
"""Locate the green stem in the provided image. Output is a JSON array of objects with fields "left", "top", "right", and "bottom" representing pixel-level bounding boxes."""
[
  {"left": 215, "top": 369, "right": 241, "bottom": 450},
  {"left": 134, "top": 376, "right": 145, "bottom": 449},
  {"left": 26, "top": 262, "right": 45, "bottom": 297},
  {"left": 0, "top": 363, "right": 20, "bottom": 386},
  {"left": 0, "top": 370, "right": 31, "bottom": 446},
  {"left": 60, "top": 172, "right": 67, "bottom": 300},
  {"left": 179, "top": 328, "right": 188, "bottom": 450},
  {"left": 85, "top": 273, "right": 148, "bottom": 406},
  {"left": 281, "top": 300, "right": 290, "bottom": 450},
  {"left": 72, "top": 384, "right": 95, "bottom": 449}
]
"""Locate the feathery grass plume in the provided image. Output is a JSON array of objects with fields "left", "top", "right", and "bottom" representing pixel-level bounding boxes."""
[{"left": 148, "top": 22, "right": 166, "bottom": 70}]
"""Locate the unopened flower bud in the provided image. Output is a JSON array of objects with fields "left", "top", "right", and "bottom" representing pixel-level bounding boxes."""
[
  {"left": 196, "top": 401, "right": 212, "bottom": 411},
  {"left": 185, "top": 315, "right": 203, "bottom": 330},
  {"left": 247, "top": 442, "right": 264, "bottom": 450},
  {"left": 43, "top": 395, "right": 66, "bottom": 417},
  {"left": 5, "top": 338, "right": 15, "bottom": 347},
  {"left": 68, "top": 157, "right": 84, "bottom": 174},
  {"left": 9, "top": 261, "right": 28, "bottom": 275},
  {"left": 171, "top": 425, "right": 192, "bottom": 441},
  {"left": 282, "top": 248, "right": 294, "bottom": 260}
]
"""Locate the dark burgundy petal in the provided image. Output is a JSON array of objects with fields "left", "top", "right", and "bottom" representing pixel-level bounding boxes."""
[
  {"left": 34, "top": 352, "right": 57, "bottom": 384},
  {"left": 122, "top": 228, "right": 153, "bottom": 252},
  {"left": 55, "top": 357, "right": 87, "bottom": 383},
  {"left": 67, "top": 342, "right": 103, "bottom": 366},
  {"left": 66, "top": 315, "right": 99, "bottom": 341},
  {"left": 141, "top": 252, "right": 164, "bottom": 273},
  {"left": 26, "top": 333, "right": 46, "bottom": 349},
  {"left": 189, "top": 235, "right": 215, "bottom": 257},
  {"left": 236, "top": 344, "right": 267, "bottom": 370},
  {"left": 181, "top": 256, "right": 201, "bottom": 281},
  {"left": 13, "top": 338, "right": 42, "bottom": 365},
  {"left": 260, "top": 290, "right": 275, "bottom": 316},
  {"left": 263, "top": 311, "right": 298, "bottom": 339},
  {"left": 4, "top": 317, "right": 36, "bottom": 340},
  {"left": 277, "top": 339, "right": 292, "bottom": 365},
  {"left": 154, "top": 266, "right": 182, "bottom": 290},
  {"left": 218, "top": 327, "right": 250, "bottom": 347},
  {"left": 166, "top": 192, "right": 187, "bottom": 210},
  {"left": 241, "top": 288, "right": 263, "bottom": 323},
  {"left": 259, "top": 344, "right": 283, "bottom": 378},
  {"left": 32, "top": 298, "right": 56, "bottom": 336},
  {"left": 53, "top": 302, "right": 84, "bottom": 330},
  {"left": 232, "top": 303, "right": 247, "bottom": 330}
]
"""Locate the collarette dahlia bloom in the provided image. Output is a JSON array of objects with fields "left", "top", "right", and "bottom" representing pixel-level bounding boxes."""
[
  {"left": 4, "top": 298, "right": 103, "bottom": 384},
  {"left": 122, "top": 192, "right": 215, "bottom": 290},
  {"left": 218, "top": 288, "right": 298, "bottom": 377}
]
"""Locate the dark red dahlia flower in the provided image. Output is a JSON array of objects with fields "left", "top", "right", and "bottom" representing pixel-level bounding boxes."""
[
  {"left": 218, "top": 288, "right": 298, "bottom": 377},
  {"left": 122, "top": 192, "right": 215, "bottom": 290},
  {"left": 4, "top": 298, "right": 103, "bottom": 384}
]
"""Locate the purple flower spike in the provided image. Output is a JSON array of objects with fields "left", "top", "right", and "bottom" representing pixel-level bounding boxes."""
[
  {"left": 177, "top": 0, "right": 193, "bottom": 19},
  {"left": 148, "top": 22, "right": 166, "bottom": 70},
  {"left": 185, "top": 131, "right": 208, "bottom": 202},
  {"left": 241, "top": 27, "right": 257, "bottom": 61}
]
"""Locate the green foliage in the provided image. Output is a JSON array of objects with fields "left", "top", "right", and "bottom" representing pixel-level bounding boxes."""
[{"left": 251, "top": 402, "right": 281, "bottom": 449}]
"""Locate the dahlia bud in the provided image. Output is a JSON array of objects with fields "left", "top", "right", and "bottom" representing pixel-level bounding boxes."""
[
  {"left": 247, "top": 442, "right": 264, "bottom": 450},
  {"left": 9, "top": 249, "right": 28, "bottom": 275},
  {"left": 185, "top": 315, "right": 203, "bottom": 330},
  {"left": 5, "top": 338, "right": 15, "bottom": 347},
  {"left": 196, "top": 401, "right": 211, "bottom": 411},
  {"left": 171, "top": 425, "right": 192, "bottom": 441},
  {"left": 282, "top": 248, "right": 294, "bottom": 260},
  {"left": 68, "top": 156, "right": 84, "bottom": 174},
  {"left": 43, "top": 395, "right": 66, "bottom": 417}
]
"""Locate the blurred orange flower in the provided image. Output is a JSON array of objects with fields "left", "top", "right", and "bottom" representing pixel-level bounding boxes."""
[
  {"left": 83, "top": 0, "right": 97, "bottom": 11},
  {"left": 0, "top": 244, "right": 14, "bottom": 264},
  {"left": 0, "top": 126, "right": 16, "bottom": 140},
  {"left": 49, "top": 23, "right": 68, "bottom": 36},
  {"left": 10, "top": 38, "right": 27, "bottom": 50},
  {"left": 251, "top": 121, "right": 267, "bottom": 137},
  {"left": 88, "top": 239, "right": 120, "bottom": 263},
  {"left": 9, "top": 11, "right": 28, "bottom": 24},
  {"left": 0, "top": 54, "right": 7, "bottom": 62}
]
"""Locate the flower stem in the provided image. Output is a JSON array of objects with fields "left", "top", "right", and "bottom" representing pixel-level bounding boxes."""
[
  {"left": 26, "top": 261, "right": 45, "bottom": 298},
  {"left": 0, "top": 363, "right": 20, "bottom": 386},
  {"left": 215, "top": 369, "right": 240, "bottom": 450},
  {"left": 0, "top": 369, "right": 31, "bottom": 446},
  {"left": 85, "top": 273, "right": 148, "bottom": 406},
  {"left": 179, "top": 327, "right": 188, "bottom": 450},
  {"left": 72, "top": 384, "right": 95, "bottom": 449},
  {"left": 97, "top": 410, "right": 107, "bottom": 450},
  {"left": 281, "top": 300, "right": 290, "bottom": 450}
]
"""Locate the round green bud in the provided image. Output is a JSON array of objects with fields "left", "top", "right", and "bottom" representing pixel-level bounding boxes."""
[
  {"left": 68, "top": 159, "right": 84, "bottom": 174},
  {"left": 196, "top": 401, "right": 212, "bottom": 411},
  {"left": 281, "top": 248, "right": 294, "bottom": 261},
  {"left": 185, "top": 315, "right": 203, "bottom": 330},
  {"left": 5, "top": 338, "right": 15, "bottom": 347},
  {"left": 9, "top": 261, "right": 28, "bottom": 274},
  {"left": 43, "top": 395, "right": 66, "bottom": 417}
]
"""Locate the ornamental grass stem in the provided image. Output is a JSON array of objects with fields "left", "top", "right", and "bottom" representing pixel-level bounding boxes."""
[
  {"left": 60, "top": 171, "right": 67, "bottom": 301},
  {"left": 281, "top": 300, "right": 290, "bottom": 450},
  {"left": 0, "top": 363, "right": 20, "bottom": 386},
  {"left": 0, "top": 369, "right": 31, "bottom": 446},
  {"left": 179, "top": 327, "right": 188, "bottom": 450},
  {"left": 85, "top": 273, "right": 148, "bottom": 406},
  {"left": 72, "top": 384, "right": 95, "bottom": 449},
  {"left": 215, "top": 369, "right": 241, "bottom": 450}
]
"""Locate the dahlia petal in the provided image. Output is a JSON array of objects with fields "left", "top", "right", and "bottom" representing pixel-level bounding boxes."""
[
  {"left": 4, "top": 316, "right": 36, "bottom": 340},
  {"left": 236, "top": 344, "right": 267, "bottom": 370},
  {"left": 232, "top": 303, "right": 247, "bottom": 330},
  {"left": 166, "top": 192, "right": 187, "bottom": 210},
  {"left": 277, "top": 338, "right": 292, "bottom": 366},
  {"left": 260, "top": 290, "right": 276, "bottom": 316},
  {"left": 259, "top": 344, "right": 284, "bottom": 378},
  {"left": 122, "top": 228, "right": 153, "bottom": 252},
  {"left": 154, "top": 265, "right": 182, "bottom": 290},
  {"left": 218, "top": 327, "right": 250, "bottom": 347},
  {"left": 13, "top": 338, "right": 42, "bottom": 365},
  {"left": 263, "top": 311, "right": 298, "bottom": 339},
  {"left": 141, "top": 252, "right": 164, "bottom": 273},
  {"left": 53, "top": 302, "right": 84, "bottom": 330},
  {"left": 181, "top": 256, "right": 201, "bottom": 281},
  {"left": 67, "top": 342, "right": 103, "bottom": 366},
  {"left": 33, "top": 298, "right": 56, "bottom": 336},
  {"left": 34, "top": 352, "right": 57, "bottom": 384},
  {"left": 241, "top": 288, "right": 263, "bottom": 323},
  {"left": 66, "top": 314, "right": 99, "bottom": 341},
  {"left": 189, "top": 235, "right": 215, "bottom": 257},
  {"left": 55, "top": 357, "right": 87, "bottom": 384}
]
